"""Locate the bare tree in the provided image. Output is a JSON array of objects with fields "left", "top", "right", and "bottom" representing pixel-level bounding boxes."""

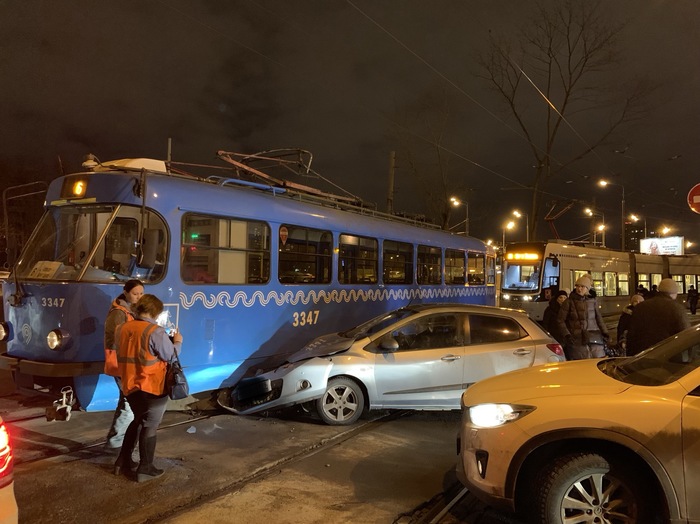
[
  {"left": 392, "top": 88, "right": 470, "bottom": 231},
  {"left": 476, "top": 0, "right": 652, "bottom": 240}
]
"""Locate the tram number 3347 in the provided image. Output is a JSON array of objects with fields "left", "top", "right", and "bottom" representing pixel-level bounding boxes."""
[
  {"left": 292, "top": 310, "right": 320, "bottom": 327},
  {"left": 41, "top": 297, "right": 66, "bottom": 307}
]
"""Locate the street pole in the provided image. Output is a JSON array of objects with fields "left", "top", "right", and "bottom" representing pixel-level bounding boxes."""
[
  {"left": 464, "top": 202, "right": 469, "bottom": 236},
  {"left": 621, "top": 186, "right": 626, "bottom": 251}
]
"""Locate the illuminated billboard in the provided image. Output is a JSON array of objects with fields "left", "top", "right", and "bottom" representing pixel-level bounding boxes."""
[{"left": 640, "top": 236, "right": 685, "bottom": 255}]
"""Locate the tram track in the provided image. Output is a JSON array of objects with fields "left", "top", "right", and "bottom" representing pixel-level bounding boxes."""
[
  {"left": 147, "top": 409, "right": 409, "bottom": 523},
  {"left": 10, "top": 409, "right": 214, "bottom": 466}
]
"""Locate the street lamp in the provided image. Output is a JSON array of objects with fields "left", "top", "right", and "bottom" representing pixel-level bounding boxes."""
[
  {"left": 629, "top": 214, "right": 647, "bottom": 238},
  {"left": 512, "top": 210, "right": 529, "bottom": 241},
  {"left": 597, "top": 224, "right": 606, "bottom": 248},
  {"left": 661, "top": 226, "right": 671, "bottom": 236},
  {"left": 598, "top": 179, "right": 626, "bottom": 251},
  {"left": 584, "top": 208, "right": 605, "bottom": 246},
  {"left": 502, "top": 220, "right": 515, "bottom": 249},
  {"left": 450, "top": 196, "right": 469, "bottom": 236}
]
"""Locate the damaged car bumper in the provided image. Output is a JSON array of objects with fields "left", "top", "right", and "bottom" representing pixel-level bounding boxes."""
[{"left": 229, "top": 358, "right": 334, "bottom": 415}]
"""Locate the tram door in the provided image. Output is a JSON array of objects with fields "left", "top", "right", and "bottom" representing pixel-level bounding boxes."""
[{"left": 541, "top": 256, "right": 561, "bottom": 294}]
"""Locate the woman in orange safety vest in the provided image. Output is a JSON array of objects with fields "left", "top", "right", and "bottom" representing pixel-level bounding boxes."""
[
  {"left": 113, "top": 294, "right": 183, "bottom": 482},
  {"left": 103, "top": 279, "right": 144, "bottom": 452}
]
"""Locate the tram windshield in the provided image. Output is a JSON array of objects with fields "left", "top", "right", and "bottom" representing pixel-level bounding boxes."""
[
  {"left": 15, "top": 204, "right": 167, "bottom": 283},
  {"left": 502, "top": 262, "right": 541, "bottom": 291}
]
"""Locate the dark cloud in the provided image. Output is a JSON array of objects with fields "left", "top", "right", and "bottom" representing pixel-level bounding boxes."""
[{"left": 1, "top": 0, "right": 698, "bottom": 247}]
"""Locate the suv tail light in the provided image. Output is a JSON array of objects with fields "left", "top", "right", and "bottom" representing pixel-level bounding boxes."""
[
  {"left": 0, "top": 420, "right": 14, "bottom": 488},
  {"left": 546, "top": 343, "right": 565, "bottom": 357}
]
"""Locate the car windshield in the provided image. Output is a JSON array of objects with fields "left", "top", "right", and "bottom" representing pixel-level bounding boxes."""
[
  {"left": 340, "top": 307, "right": 419, "bottom": 339},
  {"left": 602, "top": 325, "right": 700, "bottom": 386}
]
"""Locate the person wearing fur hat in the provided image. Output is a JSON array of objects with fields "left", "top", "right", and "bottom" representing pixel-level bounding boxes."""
[
  {"left": 542, "top": 289, "right": 569, "bottom": 344},
  {"left": 616, "top": 294, "right": 644, "bottom": 353},
  {"left": 626, "top": 278, "right": 689, "bottom": 356},
  {"left": 557, "top": 275, "right": 610, "bottom": 359}
]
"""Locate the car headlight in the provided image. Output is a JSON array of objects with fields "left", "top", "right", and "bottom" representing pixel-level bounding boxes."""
[{"left": 468, "top": 403, "right": 535, "bottom": 428}]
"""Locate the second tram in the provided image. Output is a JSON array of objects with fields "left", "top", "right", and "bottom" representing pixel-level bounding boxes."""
[{"left": 500, "top": 240, "right": 700, "bottom": 321}]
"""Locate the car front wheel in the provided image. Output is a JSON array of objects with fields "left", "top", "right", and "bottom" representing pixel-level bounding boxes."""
[
  {"left": 535, "top": 452, "right": 655, "bottom": 524},
  {"left": 316, "top": 377, "right": 365, "bottom": 426}
]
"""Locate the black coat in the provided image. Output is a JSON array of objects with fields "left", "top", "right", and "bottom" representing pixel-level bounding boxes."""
[{"left": 626, "top": 294, "right": 689, "bottom": 355}]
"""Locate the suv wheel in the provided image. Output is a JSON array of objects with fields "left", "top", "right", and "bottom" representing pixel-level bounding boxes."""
[{"left": 535, "top": 452, "right": 654, "bottom": 523}]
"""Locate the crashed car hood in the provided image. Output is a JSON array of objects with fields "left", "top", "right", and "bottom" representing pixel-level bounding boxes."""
[{"left": 287, "top": 333, "right": 360, "bottom": 363}]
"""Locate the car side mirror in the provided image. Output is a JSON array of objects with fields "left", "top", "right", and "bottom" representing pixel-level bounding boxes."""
[{"left": 379, "top": 336, "right": 399, "bottom": 352}]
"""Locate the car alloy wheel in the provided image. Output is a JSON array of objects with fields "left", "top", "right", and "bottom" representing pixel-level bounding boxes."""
[
  {"left": 536, "top": 452, "right": 654, "bottom": 523},
  {"left": 316, "top": 377, "right": 365, "bottom": 426}
]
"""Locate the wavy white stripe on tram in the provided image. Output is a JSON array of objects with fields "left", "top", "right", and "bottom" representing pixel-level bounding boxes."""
[{"left": 179, "top": 287, "right": 489, "bottom": 310}]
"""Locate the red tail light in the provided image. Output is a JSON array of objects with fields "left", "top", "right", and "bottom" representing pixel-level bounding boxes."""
[
  {"left": 546, "top": 343, "right": 565, "bottom": 357},
  {"left": 0, "top": 421, "right": 14, "bottom": 488}
]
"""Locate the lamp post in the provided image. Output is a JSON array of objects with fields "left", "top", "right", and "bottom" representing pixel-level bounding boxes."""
[
  {"left": 512, "top": 210, "right": 529, "bottom": 241},
  {"left": 597, "top": 224, "right": 606, "bottom": 248},
  {"left": 598, "top": 179, "right": 626, "bottom": 251},
  {"left": 502, "top": 220, "right": 515, "bottom": 249},
  {"left": 584, "top": 208, "right": 605, "bottom": 247},
  {"left": 450, "top": 196, "right": 469, "bottom": 236},
  {"left": 630, "top": 214, "right": 647, "bottom": 239}
]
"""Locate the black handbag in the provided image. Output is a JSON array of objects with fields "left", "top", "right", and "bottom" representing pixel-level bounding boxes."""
[{"left": 166, "top": 353, "right": 189, "bottom": 400}]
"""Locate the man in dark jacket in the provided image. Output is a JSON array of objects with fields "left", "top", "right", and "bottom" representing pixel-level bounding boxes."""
[
  {"left": 557, "top": 275, "right": 609, "bottom": 360},
  {"left": 626, "top": 278, "right": 689, "bottom": 356}
]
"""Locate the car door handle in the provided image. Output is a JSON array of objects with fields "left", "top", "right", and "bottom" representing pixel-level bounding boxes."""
[
  {"left": 513, "top": 349, "right": 532, "bottom": 356},
  {"left": 441, "top": 354, "right": 461, "bottom": 361}
]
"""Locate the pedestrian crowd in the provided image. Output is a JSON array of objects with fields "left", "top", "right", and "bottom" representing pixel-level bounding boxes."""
[{"left": 541, "top": 276, "right": 693, "bottom": 361}]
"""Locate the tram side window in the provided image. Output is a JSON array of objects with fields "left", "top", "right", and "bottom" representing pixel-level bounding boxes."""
[
  {"left": 278, "top": 225, "right": 332, "bottom": 284},
  {"left": 637, "top": 273, "right": 650, "bottom": 291},
  {"left": 619, "top": 273, "right": 630, "bottom": 296},
  {"left": 383, "top": 240, "right": 413, "bottom": 285},
  {"left": 445, "top": 249, "right": 466, "bottom": 285},
  {"left": 417, "top": 245, "right": 442, "bottom": 285},
  {"left": 339, "top": 234, "right": 378, "bottom": 284},
  {"left": 467, "top": 252, "right": 486, "bottom": 285},
  {"left": 181, "top": 213, "right": 270, "bottom": 284},
  {"left": 603, "top": 272, "right": 617, "bottom": 297}
]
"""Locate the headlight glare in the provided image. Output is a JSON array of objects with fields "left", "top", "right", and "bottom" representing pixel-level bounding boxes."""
[
  {"left": 469, "top": 403, "right": 534, "bottom": 428},
  {"left": 0, "top": 322, "right": 8, "bottom": 342},
  {"left": 47, "top": 329, "right": 71, "bottom": 350}
]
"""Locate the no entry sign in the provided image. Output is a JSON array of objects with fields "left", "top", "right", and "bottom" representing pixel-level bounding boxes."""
[{"left": 689, "top": 184, "right": 700, "bottom": 214}]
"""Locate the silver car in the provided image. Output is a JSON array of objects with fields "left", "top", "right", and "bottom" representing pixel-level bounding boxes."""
[{"left": 228, "top": 304, "right": 565, "bottom": 425}]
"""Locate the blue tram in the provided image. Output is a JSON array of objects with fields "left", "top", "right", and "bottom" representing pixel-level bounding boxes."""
[{"left": 0, "top": 152, "right": 496, "bottom": 411}]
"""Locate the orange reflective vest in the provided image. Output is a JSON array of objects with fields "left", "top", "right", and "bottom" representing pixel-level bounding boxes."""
[
  {"left": 104, "top": 300, "right": 134, "bottom": 377},
  {"left": 116, "top": 320, "right": 167, "bottom": 396}
]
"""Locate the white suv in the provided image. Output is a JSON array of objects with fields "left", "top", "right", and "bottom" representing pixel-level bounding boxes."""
[
  {"left": 457, "top": 325, "right": 700, "bottom": 523},
  {"left": 0, "top": 415, "right": 17, "bottom": 524}
]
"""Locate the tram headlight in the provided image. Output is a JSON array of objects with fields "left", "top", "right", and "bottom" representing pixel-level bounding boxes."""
[
  {"left": 47, "top": 329, "right": 71, "bottom": 351},
  {"left": 502, "top": 294, "right": 511, "bottom": 300},
  {"left": 0, "top": 322, "right": 9, "bottom": 342}
]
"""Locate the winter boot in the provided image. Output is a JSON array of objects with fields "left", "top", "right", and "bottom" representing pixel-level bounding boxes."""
[
  {"left": 113, "top": 424, "right": 139, "bottom": 476},
  {"left": 136, "top": 435, "right": 164, "bottom": 482}
]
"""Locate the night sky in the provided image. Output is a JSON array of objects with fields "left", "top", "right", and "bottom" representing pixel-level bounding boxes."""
[{"left": 2, "top": 1, "right": 699, "bottom": 248}]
